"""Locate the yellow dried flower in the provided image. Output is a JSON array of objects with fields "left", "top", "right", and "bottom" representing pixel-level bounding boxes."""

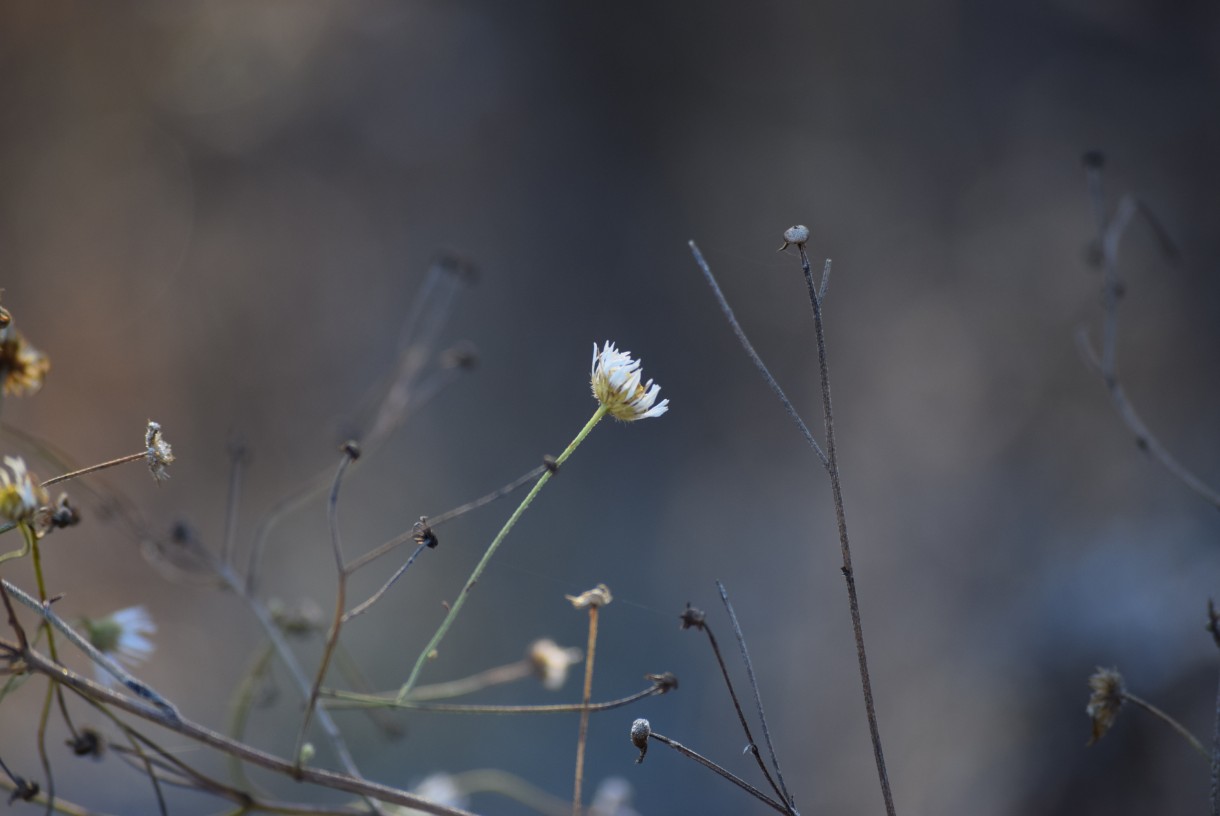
[{"left": 0, "top": 329, "right": 49, "bottom": 396}]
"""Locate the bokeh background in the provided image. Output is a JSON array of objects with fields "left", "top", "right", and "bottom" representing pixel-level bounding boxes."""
[{"left": 1, "top": 1, "right": 1219, "bottom": 814}]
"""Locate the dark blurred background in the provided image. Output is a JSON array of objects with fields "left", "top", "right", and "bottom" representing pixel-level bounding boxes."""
[{"left": 1, "top": 1, "right": 1219, "bottom": 814}]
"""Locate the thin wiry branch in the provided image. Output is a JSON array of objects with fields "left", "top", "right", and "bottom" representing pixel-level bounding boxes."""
[
  {"left": 689, "top": 241, "right": 828, "bottom": 468},
  {"left": 680, "top": 603, "right": 789, "bottom": 812},
  {"left": 796, "top": 244, "right": 896, "bottom": 816},
  {"left": 6, "top": 640, "right": 477, "bottom": 816},
  {"left": 324, "top": 677, "right": 672, "bottom": 713},
  {"left": 246, "top": 254, "right": 473, "bottom": 593},
  {"left": 294, "top": 444, "right": 359, "bottom": 773},
  {"left": 716, "top": 582, "right": 796, "bottom": 813},
  {"left": 1079, "top": 158, "right": 1220, "bottom": 510},
  {"left": 645, "top": 730, "right": 788, "bottom": 814}
]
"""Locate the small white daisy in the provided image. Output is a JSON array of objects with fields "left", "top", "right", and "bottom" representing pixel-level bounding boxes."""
[
  {"left": 590, "top": 342, "right": 669, "bottom": 421},
  {"left": 145, "top": 421, "right": 174, "bottom": 482},
  {"left": 0, "top": 455, "right": 48, "bottom": 523},
  {"left": 380, "top": 772, "right": 469, "bottom": 815},
  {"left": 81, "top": 606, "right": 156, "bottom": 686}
]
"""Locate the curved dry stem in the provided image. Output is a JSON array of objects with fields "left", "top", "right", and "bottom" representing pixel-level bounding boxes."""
[{"left": 8, "top": 641, "right": 477, "bottom": 816}]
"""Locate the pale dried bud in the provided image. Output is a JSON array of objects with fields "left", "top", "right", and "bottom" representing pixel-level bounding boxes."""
[
  {"left": 528, "top": 638, "right": 583, "bottom": 690},
  {"left": 630, "top": 718, "right": 651, "bottom": 763},
  {"left": 779, "top": 224, "right": 810, "bottom": 251},
  {"left": 566, "top": 583, "right": 613, "bottom": 609}
]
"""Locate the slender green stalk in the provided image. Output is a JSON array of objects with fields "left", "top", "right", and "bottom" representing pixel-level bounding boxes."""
[{"left": 396, "top": 405, "right": 608, "bottom": 703}]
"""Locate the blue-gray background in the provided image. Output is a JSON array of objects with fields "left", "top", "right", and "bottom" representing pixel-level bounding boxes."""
[{"left": 1, "top": 2, "right": 1218, "bottom": 814}]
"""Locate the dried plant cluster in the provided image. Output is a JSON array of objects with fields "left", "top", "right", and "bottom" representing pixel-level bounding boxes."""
[{"left": 0, "top": 156, "right": 1217, "bottom": 816}]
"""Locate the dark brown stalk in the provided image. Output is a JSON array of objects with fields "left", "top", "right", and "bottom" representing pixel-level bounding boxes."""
[{"left": 797, "top": 246, "right": 897, "bottom": 816}]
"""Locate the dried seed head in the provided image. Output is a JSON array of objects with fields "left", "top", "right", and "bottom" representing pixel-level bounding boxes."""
[
  {"left": 0, "top": 329, "right": 49, "bottom": 396},
  {"left": 779, "top": 224, "right": 811, "bottom": 251},
  {"left": 413, "top": 517, "right": 439, "bottom": 549},
  {"left": 566, "top": 583, "right": 613, "bottom": 609},
  {"left": 68, "top": 728, "right": 104, "bottom": 759},
  {"left": 527, "top": 638, "right": 583, "bottom": 690},
  {"left": 145, "top": 421, "right": 175, "bottom": 482},
  {"left": 630, "top": 718, "right": 651, "bottom": 763},
  {"left": 645, "top": 672, "right": 679, "bottom": 693},
  {"left": 1086, "top": 666, "right": 1126, "bottom": 745},
  {"left": 679, "top": 603, "right": 706, "bottom": 630}
]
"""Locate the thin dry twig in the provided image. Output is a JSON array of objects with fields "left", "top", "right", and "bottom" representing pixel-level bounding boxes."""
[
  {"left": 294, "top": 444, "right": 359, "bottom": 772},
  {"left": 1079, "top": 157, "right": 1220, "bottom": 510},
  {"left": 716, "top": 582, "right": 796, "bottom": 813},
  {"left": 645, "top": 730, "right": 788, "bottom": 814},
  {"left": 679, "top": 603, "right": 789, "bottom": 812},
  {"left": 323, "top": 676, "right": 674, "bottom": 713},
  {"left": 796, "top": 246, "right": 896, "bottom": 816},
  {"left": 7, "top": 640, "right": 477, "bottom": 816},
  {"left": 689, "top": 241, "right": 828, "bottom": 468}
]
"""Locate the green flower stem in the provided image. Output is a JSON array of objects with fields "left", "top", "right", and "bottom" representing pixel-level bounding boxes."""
[
  {"left": 396, "top": 404, "right": 608, "bottom": 704},
  {"left": 23, "top": 522, "right": 59, "bottom": 661}
]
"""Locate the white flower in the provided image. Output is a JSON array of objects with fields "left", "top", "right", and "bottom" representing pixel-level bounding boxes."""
[
  {"left": 380, "top": 772, "right": 469, "bottom": 815},
  {"left": 591, "top": 342, "right": 669, "bottom": 421},
  {"left": 0, "top": 455, "right": 48, "bottom": 523},
  {"left": 591, "top": 777, "right": 641, "bottom": 816},
  {"left": 81, "top": 606, "right": 156, "bottom": 686},
  {"left": 528, "top": 638, "right": 583, "bottom": 691},
  {"left": 145, "top": 421, "right": 174, "bottom": 482}
]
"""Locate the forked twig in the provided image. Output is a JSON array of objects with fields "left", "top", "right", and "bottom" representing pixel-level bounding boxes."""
[
  {"left": 7, "top": 640, "right": 476, "bottom": 816},
  {"left": 293, "top": 443, "right": 360, "bottom": 773},
  {"left": 796, "top": 244, "right": 896, "bottom": 816},
  {"left": 1079, "top": 156, "right": 1220, "bottom": 510},
  {"left": 689, "top": 241, "right": 828, "bottom": 468},
  {"left": 716, "top": 582, "right": 796, "bottom": 813},
  {"left": 679, "top": 602, "right": 790, "bottom": 812}
]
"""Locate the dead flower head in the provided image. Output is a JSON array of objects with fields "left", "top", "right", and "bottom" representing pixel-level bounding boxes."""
[
  {"left": 1086, "top": 666, "right": 1126, "bottom": 745},
  {"left": 528, "top": 638, "right": 583, "bottom": 690},
  {"left": 566, "top": 583, "right": 613, "bottom": 610},
  {"left": 145, "top": 421, "right": 175, "bottom": 482},
  {"left": 0, "top": 329, "right": 49, "bottom": 397}
]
